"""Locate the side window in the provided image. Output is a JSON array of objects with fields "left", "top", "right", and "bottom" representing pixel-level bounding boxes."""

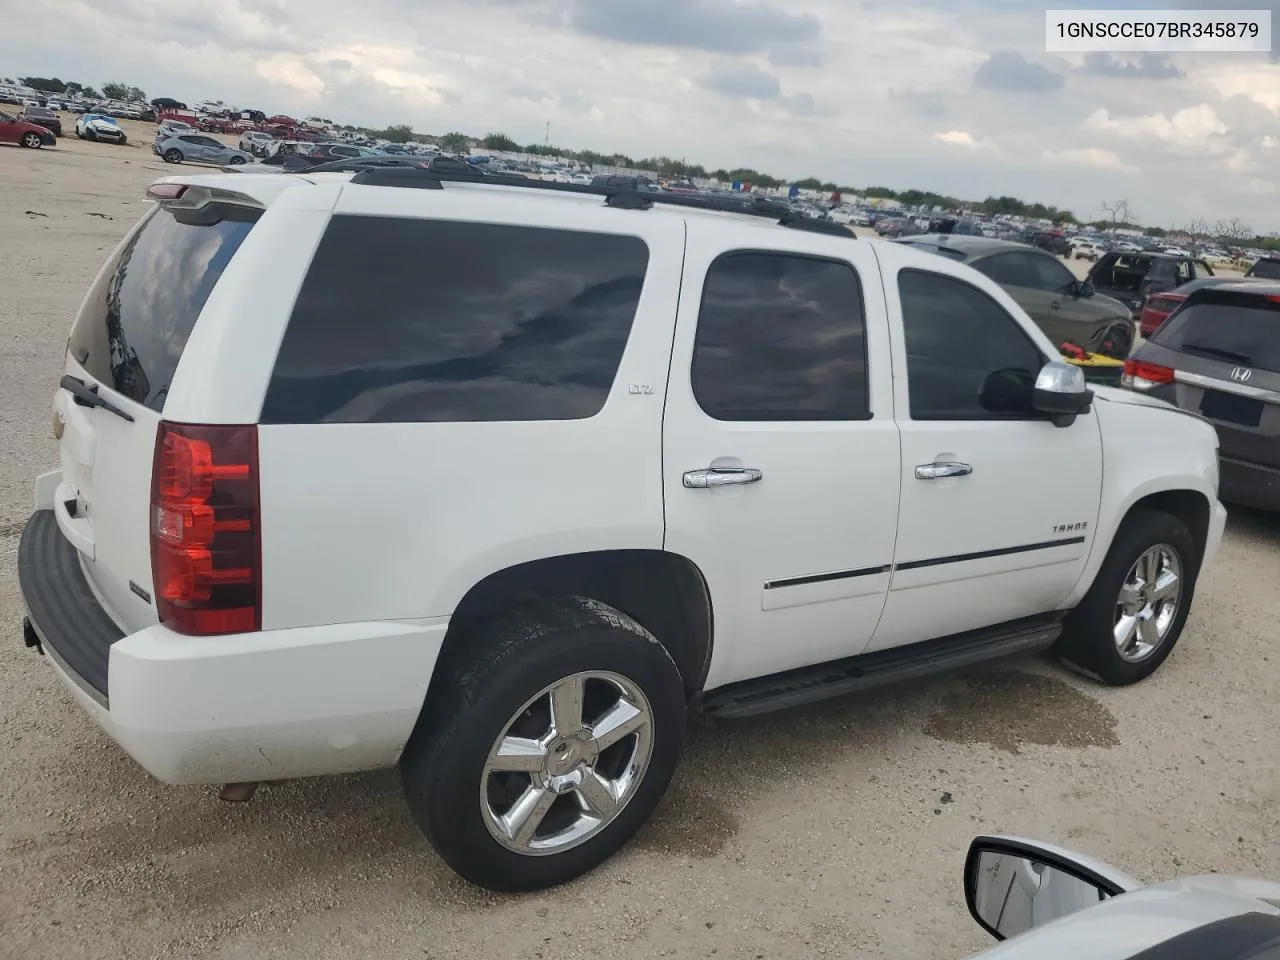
[
  {"left": 1175, "top": 260, "right": 1193, "bottom": 283},
  {"left": 1193, "top": 260, "right": 1214, "bottom": 279},
  {"left": 179, "top": 135, "right": 201, "bottom": 144},
  {"left": 261, "top": 217, "right": 650, "bottom": 424},
  {"left": 691, "top": 252, "right": 869, "bottom": 421},
  {"left": 973, "top": 252, "right": 1037, "bottom": 288},
  {"left": 898, "top": 269, "right": 1046, "bottom": 421},
  {"left": 1026, "top": 252, "right": 1076, "bottom": 292}
]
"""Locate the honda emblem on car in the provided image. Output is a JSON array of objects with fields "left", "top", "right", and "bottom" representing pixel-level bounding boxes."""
[{"left": 1230, "top": 367, "right": 1253, "bottom": 383}]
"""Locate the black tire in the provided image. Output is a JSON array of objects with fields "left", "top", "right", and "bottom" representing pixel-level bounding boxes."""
[
  {"left": 21, "top": 132, "right": 43, "bottom": 149},
  {"left": 1092, "top": 320, "right": 1134, "bottom": 359},
  {"left": 400, "top": 596, "right": 686, "bottom": 892},
  {"left": 228, "top": 155, "right": 247, "bottom": 165},
  {"left": 163, "top": 148, "right": 183, "bottom": 163},
  {"left": 1056, "top": 507, "right": 1199, "bottom": 686}
]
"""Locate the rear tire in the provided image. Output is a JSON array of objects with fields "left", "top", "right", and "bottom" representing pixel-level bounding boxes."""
[
  {"left": 400, "top": 596, "right": 686, "bottom": 892},
  {"left": 163, "top": 148, "right": 183, "bottom": 163},
  {"left": 1056, "top": 507, "right": 1198, "bottom": 686}
]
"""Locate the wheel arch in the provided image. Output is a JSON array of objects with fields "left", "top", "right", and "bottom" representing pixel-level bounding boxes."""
[{"left": 423, "top": 549, "right": 714, "bottom": 711}]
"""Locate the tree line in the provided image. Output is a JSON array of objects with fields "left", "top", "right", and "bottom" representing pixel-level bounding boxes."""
[{"left": 11, "top": 76, "right": 146, "bottom": 102}]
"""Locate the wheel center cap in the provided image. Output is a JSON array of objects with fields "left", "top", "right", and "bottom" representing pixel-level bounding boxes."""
[{"left": 548, "top": 738, "right": 586, "bottom": 776}]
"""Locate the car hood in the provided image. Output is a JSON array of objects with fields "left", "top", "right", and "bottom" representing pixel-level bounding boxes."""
[
  {"left": 1092, "top": 292, "right": 1131, "bottom": 316},
  {"left": 1092, "top": 385, "right": 1206, "bottom": 421},
  {"left": 969, "top": 876, "right": 1280, "bottom": 960}
]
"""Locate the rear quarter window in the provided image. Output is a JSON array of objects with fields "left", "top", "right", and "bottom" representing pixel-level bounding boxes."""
[
  {"left": 1248, "top": 259, "right": 1280, "bottom": 280},
  {"left": 67, "top": 206, "right": 257, "bottom": 411},
  {"left": 260, "top": 216, "right": 650, "bottom": 424}
]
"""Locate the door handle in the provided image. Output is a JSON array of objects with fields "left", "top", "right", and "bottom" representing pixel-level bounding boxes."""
[
  {"left": 683, "top": 467, "right": 763, "bottom": 488},
  {"left": 915, "top": 461, "right": 972, "bottom": 480}
]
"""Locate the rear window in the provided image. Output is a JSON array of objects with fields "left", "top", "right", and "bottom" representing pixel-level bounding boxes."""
[
  {"left": 260, "top": 216, "right": 650, "bottom": 424},
  {"left": 67, "top": 206, "right": 257, "bottom": 411},
  {"left": 1248, "top": 258, "right": 1280, "bottom": 280},
  {"left": 1152, "top": 291, "right": 1280, "bottom": 373}
]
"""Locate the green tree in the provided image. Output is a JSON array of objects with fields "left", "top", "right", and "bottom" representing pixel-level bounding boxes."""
[
  {"left": 438, "top": 131, "right": 470, "bottom": 154},
  {"left": 20, "top": 76, "right": 66, "bottom": 93},
  {"left": 483, "top": 132, "right": 520, "bottom": 151},
  {"left": 101, "top": 81, "right": 131, "bottom": 100},
  {"left": 126, "top": 85, "right": 146, "bottom": 102},
  {"left": 378, "top": 123, "right": 414, "bottom": 143}
]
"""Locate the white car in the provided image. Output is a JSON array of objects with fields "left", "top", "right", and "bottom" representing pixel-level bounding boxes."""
[
  {"left": 963, "top": 835, "right": 1280, "bottom": 959},
  {"left": 74, "top": 113, "right": 127, "bottom": 144},
  {"left": 18, "top": 168, "right": 1225, "bottom": 893},
  {"left": 238, "top": 130, "right": 274, "bottom": 156},
  {"left": 1070, "top": 238, "right": 1106, "bottom": 261}
]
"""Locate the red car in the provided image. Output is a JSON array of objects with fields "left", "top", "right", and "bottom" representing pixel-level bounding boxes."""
[
  {"left": 1137, "top": 291, "right": 1187, "bottom": 338},
  {"left": 0, "top": 110, "right": 56, "bottom": 149}
]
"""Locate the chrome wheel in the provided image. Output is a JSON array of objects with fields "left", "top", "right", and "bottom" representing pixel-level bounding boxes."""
[
  {"left": 480, "top": 670, "right": 653, "bottom": 857},
  {"left": 1114, "top": 544, "right": 1182, "bottom": 662}
]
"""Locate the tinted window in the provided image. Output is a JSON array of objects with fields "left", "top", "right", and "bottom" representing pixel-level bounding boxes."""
[
  {"left": 973, "top": 252, "right": 1038, "bottom": 288},
  {"left": 261, "top": 216, "right": 649, "bottom": 424},
  {"left": 1192, "top": 260, "right": 1214, "bottom": 279},
  {"left": 691, "top": 253, "right": 868, "bottom": 421},
  {"left": 1026, "top": 253, "right": 1075, "bottom": 291},
  {"left": 898, "top": 269, "right": 1045, "bottom": 420},
  {"left": 1152, "top": 293, "right": 1280, "bottom": 373},
  {"left": 1249, "top": 259, "right": 1280, "bottom": 280},
  {"left": 67, "top": 207, "right": 257, "bottom": 411}
]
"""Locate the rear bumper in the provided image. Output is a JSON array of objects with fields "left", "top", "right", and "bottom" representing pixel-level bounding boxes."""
[
  {"left": 1218, "top": 456, "right": 1280, "bottom": 512},
  {"left": 17, "top": 507, "right": 449, "bottom": 785}
]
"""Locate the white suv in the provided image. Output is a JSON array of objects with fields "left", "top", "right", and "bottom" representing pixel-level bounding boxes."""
[{"left": 17, "top": 166, "right": 1226, "bottom": 892}]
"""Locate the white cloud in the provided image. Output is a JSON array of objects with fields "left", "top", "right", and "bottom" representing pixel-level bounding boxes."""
[
  {"left": 1082, "top": 104, "right": 1229, "bottom": 152},
  {"left": 1203, "top": 64, "right": 1280, "bottom": 114},
  {"left": 1045, "top": 147, "right": 1139, "bottom": 174},
  {"left": 933, "top": 129, "right": 977, "bottom": 146}
]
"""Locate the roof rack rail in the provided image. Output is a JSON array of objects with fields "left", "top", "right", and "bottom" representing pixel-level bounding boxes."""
[{"left": 307, "top": 159, "right": 855, "bottom": 237}]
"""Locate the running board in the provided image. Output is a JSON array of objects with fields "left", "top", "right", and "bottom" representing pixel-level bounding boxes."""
[{"left": 693, "top": 615, "right": 1064, "bottom": 721}]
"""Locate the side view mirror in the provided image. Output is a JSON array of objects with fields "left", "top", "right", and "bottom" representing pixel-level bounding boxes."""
[
  {"left": 965, "top": 836, "right": 1136, "bottom": 941},
  {"left": 1032, "top": 360, "right": 1093, "bottom": 427}
]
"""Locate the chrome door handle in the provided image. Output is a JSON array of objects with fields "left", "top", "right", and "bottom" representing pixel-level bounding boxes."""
[
  {"left": 683, "top": 467, "right": 763, "bottom": 488},
  {"left": 915, "top": 461, "right": 972, "bottom": 480}
]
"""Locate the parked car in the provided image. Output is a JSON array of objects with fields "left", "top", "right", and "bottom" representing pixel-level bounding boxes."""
[
  {"left": 238, "top": 131, "right": 275, "bottom": 156},
  {"left": 962, "top": 834, "right": 1280, "bottom": 958},
  {"left": 0, "top": 110, "right": 57, "bottom": 148},
  {"left": 897, "top": 235, "right": 1135, "bottom": 357},
  {"left": 19, "top": 105, "right": 61, "bottom": 138},
  {"left": 75, "top": 114, "right": 127, "bottom": 144},
  {"left": 156, "top": 119, "right": 196, "bottom": 138},
  {"left": 153, "top": 132, "right": 251, "bottom": 165},
  {"left": 874, "top": 215, "right": 919, "bottom": 238},
  {"left": 1087, "top": 251, "right": 1214, "bottom": 319},
  {"left": 1245, "top": 256, "right": 1280, "bottom": 280},
  {"left": 1124, "top": 281, "right": 1280, "bottom": 510},
  {"left": 1028, "top": 230, "right": 1071, "bottom": 257},
  {"left": 928, "top": 216, "right": 983, "bottom": 236},
  {"left": 18, "top": 169, "right": 1224, "bottom": 893},
  {"left": 1069, "top": 238, "right": 1106, "bottom": 261}
]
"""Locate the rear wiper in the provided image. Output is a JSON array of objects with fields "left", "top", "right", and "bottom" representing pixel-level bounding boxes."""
[
  {"left": 59, "top": 375, "right": 135, "bottom": 422},
  {"left": 1180, "top": 343, "right": 1252, "bottom": 364}
]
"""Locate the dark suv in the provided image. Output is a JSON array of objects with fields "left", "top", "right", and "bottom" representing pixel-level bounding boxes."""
[
  {"left": 1123, "top": 281, "right": 1280, "bottom": 509},
  {"left": 1087, "top": 251, "right": 1214, "bottom": 318},
  {"left": 1246, "top": 257, "right": 1280, "bottom": 280}
]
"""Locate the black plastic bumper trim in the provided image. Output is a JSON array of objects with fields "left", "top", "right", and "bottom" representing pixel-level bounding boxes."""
[{"left": 17, "top": 510, "right": 123, "bottom": 703}]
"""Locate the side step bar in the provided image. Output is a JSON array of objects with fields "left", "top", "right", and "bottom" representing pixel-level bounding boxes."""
[{"left": 693, "top": 614, "right": 1064, "bottom": 721}]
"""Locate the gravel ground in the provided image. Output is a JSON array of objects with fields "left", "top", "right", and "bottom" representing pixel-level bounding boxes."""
[{"left": 2, "top": 119, "right": 1279, "bottom": 960}]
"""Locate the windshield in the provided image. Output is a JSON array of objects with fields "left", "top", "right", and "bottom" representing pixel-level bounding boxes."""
[{"left": 1151, "top": 291, "right": 1280, "bottom": 373}]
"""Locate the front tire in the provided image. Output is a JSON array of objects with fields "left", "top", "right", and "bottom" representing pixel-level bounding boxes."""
[
  {"left": 21, "top": 132, "right": 43, "bottom": 149},
  {"left": 228, "top": 155, "right": 247, "bottom": 165},
  {"left": 1056, "top": 507, "right": 1199, "bottom": 685},
  {"left": 400, "top": 597, "right": 686, "bottom": 892},
  {"left": 1092, "top": 320, "right": 1134, "bottom": 359}
]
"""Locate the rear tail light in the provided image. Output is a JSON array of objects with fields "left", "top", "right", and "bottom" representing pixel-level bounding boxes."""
[
  {"left": 1146, "top": 294, "right": 1185, "bottom": 314},
  {"left": 1121, "top": 359, "right": 1176, "bottom": 391},
  {"left": 150, "top": 422, "right": 261, "bottom": 635}
]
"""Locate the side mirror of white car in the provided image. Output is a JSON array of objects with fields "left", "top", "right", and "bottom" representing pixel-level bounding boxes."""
[
  {"left": 965, "top": 835, "right": 1141, "bottom": 941},
  {"left": 1032, "top": 360, "right": 1094, "bottom": 427}
]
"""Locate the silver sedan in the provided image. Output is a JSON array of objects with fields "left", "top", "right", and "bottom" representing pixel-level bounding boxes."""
[{"left": 153, "top": 132, "right": 252, "bottom": 166}]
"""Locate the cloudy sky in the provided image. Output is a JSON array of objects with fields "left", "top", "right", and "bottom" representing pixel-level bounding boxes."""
[{"left": 4, "top": 0, "right": 1278, "bottom": 230}]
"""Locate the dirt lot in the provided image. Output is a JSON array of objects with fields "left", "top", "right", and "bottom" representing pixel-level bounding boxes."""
[{"left": 2, "top": 118, "right": 1280, "bottom": 960}]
